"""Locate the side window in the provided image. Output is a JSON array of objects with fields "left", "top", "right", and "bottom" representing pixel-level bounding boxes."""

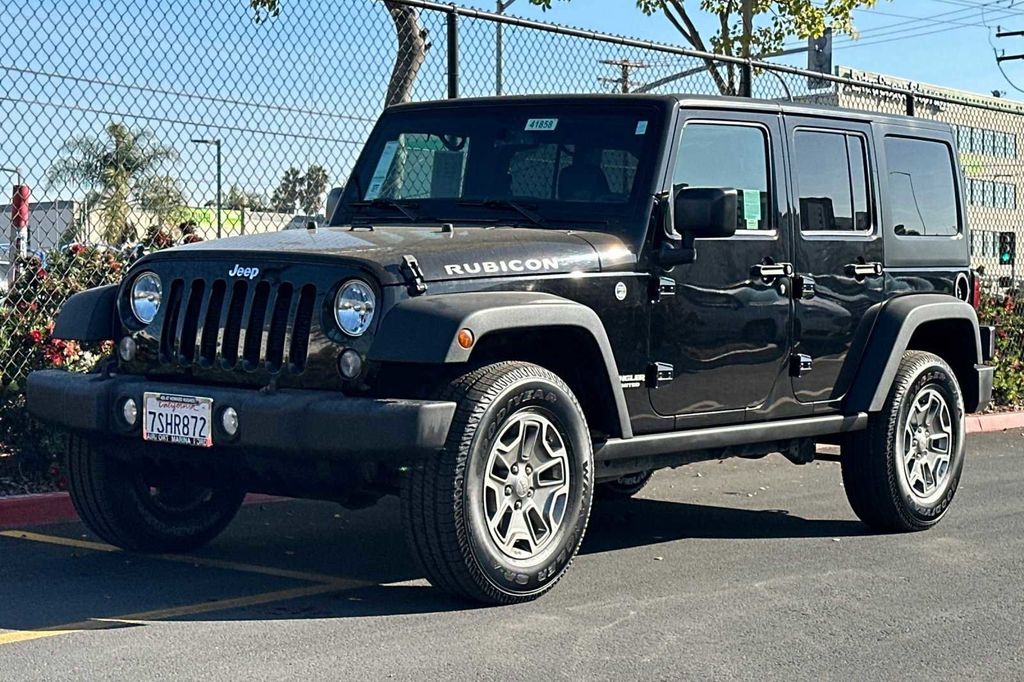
[
  {"left": 884, "top": 136, "right": 960, "bottom": 237},
  {"left": 674, "top": 123, "right": 771, "bottom": 231},
  {"left": 793, "top": 130, "right": 871, "bottom": 232}
]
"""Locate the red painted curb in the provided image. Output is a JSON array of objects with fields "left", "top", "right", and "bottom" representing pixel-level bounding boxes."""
[{"left": 0, "top": 492, "right": 286, "bottom": 530}]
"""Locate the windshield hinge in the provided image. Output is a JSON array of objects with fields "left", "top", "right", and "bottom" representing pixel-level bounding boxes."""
[
  {"left": 649, "top": 276, "right": 676, "bottom": 302},
  {"left": 401, "top": 254, "right": 428, "bottom": 296}
]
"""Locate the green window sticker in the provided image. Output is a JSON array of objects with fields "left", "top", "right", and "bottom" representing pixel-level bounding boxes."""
[{"left": 741, "top": 189, "right": 762, "bottom": 229}]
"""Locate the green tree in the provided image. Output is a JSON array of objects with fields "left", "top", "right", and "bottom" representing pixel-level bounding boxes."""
[
  {"left": 47, "top": 122, "right": 180, "bottom": 244},
  {"left": 225, "top": 185, "right": 267, "bottom": 211},
  {"left": 301, "top": 164, "right": 329, "bottom": 215},
  {"left": 270, "top": 167, "right": 304, "bottom": 213},
  {"left": 528, "top": 0, "right": 879, "bottom": 95},
  {"left": 270, "top": 165, "right": 330, "bottom": 215}
]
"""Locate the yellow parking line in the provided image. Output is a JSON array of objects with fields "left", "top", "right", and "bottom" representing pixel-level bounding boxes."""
[
  {"left": 0, "top": 530, "right": 346, "bottom": 584},
  {"left": 0, "top": 630, "right": 80, "bottom": 646},
  {"left": 0, "top": 582, "right": 366, "bottom": 647},
  {"left": 0, "top": 530, "right": 114, "bottom": 553}
]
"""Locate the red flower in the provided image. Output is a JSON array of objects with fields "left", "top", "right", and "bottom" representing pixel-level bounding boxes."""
[
  {"left": 27, "top": 329, "right": 42, "bottom": 344},
  {"left": 35, "top": 268, "right": 48, "bottom": 280},
  {"left": 69, "top": 243, "right": 86, "bottom": 256}
]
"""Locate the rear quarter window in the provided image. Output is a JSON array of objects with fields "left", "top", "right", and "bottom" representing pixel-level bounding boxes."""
[{"left": 884, "top": 136, "right": 961, "bottom": 237}]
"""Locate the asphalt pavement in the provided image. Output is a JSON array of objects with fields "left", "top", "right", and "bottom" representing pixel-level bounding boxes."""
[{"left": 1, "top": 431, "right": 1022, "bottom": 681}]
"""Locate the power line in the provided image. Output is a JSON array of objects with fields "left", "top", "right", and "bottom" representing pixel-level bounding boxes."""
[
  {"left": 0, "top": 64, "right": 378, "bottom": 125},
  {"left": 782, "top": 0, "right": 1017, "bottom": 50},
  {"left": 0, "top": 95, "right": 364, "bottom": 146}
]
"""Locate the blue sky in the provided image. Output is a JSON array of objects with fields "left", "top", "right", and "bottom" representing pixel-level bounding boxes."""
[
  {"left": 493, "top": 0, "right": 1024, "bottom": 95},
  {"left": 3, "top": 0, "right": 1023, "bottom": 209}
]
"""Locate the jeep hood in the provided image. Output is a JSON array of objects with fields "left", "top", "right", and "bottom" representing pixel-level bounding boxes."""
[{"left": 143, "top": 225, "right": 636, "bottom": 284}]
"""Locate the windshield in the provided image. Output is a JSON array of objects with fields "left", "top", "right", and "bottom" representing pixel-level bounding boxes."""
[{"left": 334, "top": 102, "right": 666, "bottom": 233}]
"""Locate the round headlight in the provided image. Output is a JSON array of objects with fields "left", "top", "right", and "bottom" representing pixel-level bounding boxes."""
[
  {"left": 334, "top": 280, "right": 375, "bottom": 337},
  {"left": 130, "top": 272, "right": 162, "bottom": 325}
]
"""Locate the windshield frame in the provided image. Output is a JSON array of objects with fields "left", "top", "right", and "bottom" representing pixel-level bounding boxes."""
[{"left": 333, "top": 97, "right": 675, "bottom": 242}]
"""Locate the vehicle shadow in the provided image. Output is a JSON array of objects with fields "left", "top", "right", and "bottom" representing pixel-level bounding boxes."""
[
  {"left": 583, "top": 497, "right": 865, "bottom": 553},
  {"left": 1, "top": 495, "right": 870, "bottom": 629}
]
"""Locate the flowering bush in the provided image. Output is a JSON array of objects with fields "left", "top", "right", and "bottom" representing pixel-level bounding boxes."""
[
  {"left": 0, "top": 245, "right": 130, "bottom": 475},
  {"left": 0, "top": 245, "right": 125, "bottom": 386},
  {"left": 0, "top": 226, "right": 203, "bottom": 487},
  {"left": 976, "top": 291, "right": 1024, "bottom": 407}
]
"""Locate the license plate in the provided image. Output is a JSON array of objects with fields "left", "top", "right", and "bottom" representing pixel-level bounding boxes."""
[{"left": 142, "top": 392, "right": 213, "bottom": 448}]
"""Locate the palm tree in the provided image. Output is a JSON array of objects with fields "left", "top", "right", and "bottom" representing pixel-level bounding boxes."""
[{"left": 47, "top": 122, "right": 181, "bottom": 244}]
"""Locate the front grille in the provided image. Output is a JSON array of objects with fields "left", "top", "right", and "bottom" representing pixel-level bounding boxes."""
[{"left": 158, "top": 278, "right": 316, "bottom": 373}]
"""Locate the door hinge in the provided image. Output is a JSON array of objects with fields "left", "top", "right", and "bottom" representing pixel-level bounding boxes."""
[
  {"left": 400, "top": 254, "right": 427, "bottom": 296},
  {"left": 789, "top": 353, "right": 813, "bottom": 377},
  {"left": 646, "top": 362, "right": 674, "bottom": 388},
  {"left": 650, "top": 276, "right": 676, "bottom": 302}
]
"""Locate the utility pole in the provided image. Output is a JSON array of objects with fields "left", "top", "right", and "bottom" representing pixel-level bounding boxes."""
[
  {"left": 495, "top": 0, "right": 516, "bottom": 95},
  {"left": 996, "top": 27, "right": 1024, "bottom": 63},
  {"left": 740, "top": 0, "right": 753, "bottom": 97},
  {"left": 598, "top": 58, "right": 651, "bottom": 94}
]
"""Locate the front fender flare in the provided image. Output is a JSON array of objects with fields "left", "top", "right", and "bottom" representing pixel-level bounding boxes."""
[
  {"left": 52, "top": 284, "right": 119, "bottom": 342},
  {"left": 368, "top": 291, "right": 633, "bottom": 438},
  {"left": 845, "top": 294, "right": 984, "bottom": 413}
]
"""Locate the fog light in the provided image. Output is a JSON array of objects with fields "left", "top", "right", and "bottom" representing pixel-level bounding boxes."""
[
  {"left": 338, "top": 349, "right": 363, "bottom": 379},
  {"left": 122, "top": 398, "right": 138, "bottom": 426},
  {"left": 118, "top": 336, "right": 137, "bottom": 362},
  {"left": 221, "top": 407, "right": 239, "bottom": 437}
]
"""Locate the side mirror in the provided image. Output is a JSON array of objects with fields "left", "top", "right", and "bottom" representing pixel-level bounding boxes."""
[
  {"left": 325, "top": 186, "right": 345, "bottom": 225},
  {"left": 673, "top": 187, "right": 738, "bottom": 240}
]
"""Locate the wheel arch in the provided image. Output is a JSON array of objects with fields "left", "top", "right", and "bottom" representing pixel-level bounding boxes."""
[
  {"left": 845, "top": 294, "right": 985, "bottom": 413},
  {"left": 368, "top": 291, "right": 632, "bottom": 438}
]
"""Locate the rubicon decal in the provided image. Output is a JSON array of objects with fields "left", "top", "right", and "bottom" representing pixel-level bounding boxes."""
[{"left": 443, "top": 257, "right": 561, "bottom": 276}]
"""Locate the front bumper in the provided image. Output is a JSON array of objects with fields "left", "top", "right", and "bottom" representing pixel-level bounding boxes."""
[{"left": 26, "top": 370, "right": 456, "bottom": 462}]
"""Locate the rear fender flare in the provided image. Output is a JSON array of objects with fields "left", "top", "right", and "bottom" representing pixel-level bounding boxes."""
[{"left": 845, "top": 295, "right": 983, "bottom": 413}]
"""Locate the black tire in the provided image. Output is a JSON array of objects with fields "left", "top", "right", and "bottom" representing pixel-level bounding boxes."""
[
  {"left": 596, "top": 470, "right": 654, "bottom": 500},
  {"left": 842, "top": 351, "right": 966, "bottom": 532},
  {"left": 401, "top": 362, "right": 593, "bottom": 605},
  {"left": 67, "top": 435, "right": 245, "bottom": 552}
]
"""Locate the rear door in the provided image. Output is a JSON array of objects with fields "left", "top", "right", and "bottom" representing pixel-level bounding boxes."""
[{"left": 785, "top": 116, "right": 885, "bottom": 405}]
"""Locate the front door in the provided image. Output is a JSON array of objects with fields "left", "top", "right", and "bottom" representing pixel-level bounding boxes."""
[
  {"left": 649, "top": 110, "right": 792, "bottom": 421},
  {"left": 785, "top": 117, "right": 885, "bottom": 404}
]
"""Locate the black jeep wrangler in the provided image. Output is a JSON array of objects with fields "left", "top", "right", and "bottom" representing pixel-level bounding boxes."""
[{"left": 28, "top": 95, "right": 993, "bottom": 605}]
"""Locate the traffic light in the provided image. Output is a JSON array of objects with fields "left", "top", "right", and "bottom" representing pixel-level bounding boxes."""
[
  {"left": 807, "top": 28, "right": 833, "bottom": 91},
  {"left": 999, "top": 231, "right": 1016, "bottom": 265}
]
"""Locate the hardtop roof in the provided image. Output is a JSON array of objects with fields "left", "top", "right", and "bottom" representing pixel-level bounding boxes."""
[{"left": 389, "top": 93, "right": 951, "bottom": 132}]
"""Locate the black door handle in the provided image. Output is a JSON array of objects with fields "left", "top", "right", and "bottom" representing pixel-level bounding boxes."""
[
  {"left": 844, "top": 262, "right": 884, "bottom": 279},
  {"left": 752, "top": 262, "right": 794, "bottom": 281}
]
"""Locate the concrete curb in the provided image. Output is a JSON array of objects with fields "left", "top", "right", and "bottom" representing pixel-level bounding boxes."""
[
  {"left": 0, "top": 492, "right": 285, "bottom": 530},
  {"left": 967, "top": 411, "right": 1024, "bottom": 434}
]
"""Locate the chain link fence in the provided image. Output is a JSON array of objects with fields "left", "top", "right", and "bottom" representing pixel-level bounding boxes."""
[{"left": 2, "top": 0, "right": 1024, "bottom": 415}]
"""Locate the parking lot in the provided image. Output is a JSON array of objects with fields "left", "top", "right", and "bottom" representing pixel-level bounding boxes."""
[{"left": 1, "top": 430, "right": 1022, "bottom": 680}]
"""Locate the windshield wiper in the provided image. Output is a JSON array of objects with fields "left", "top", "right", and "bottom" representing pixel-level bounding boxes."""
[
  {"left": 456, "top": 199, "right": 549, "bottom": 229},
  {"left": 350, "top": 198, "right": 423, "bottom": 223}
]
